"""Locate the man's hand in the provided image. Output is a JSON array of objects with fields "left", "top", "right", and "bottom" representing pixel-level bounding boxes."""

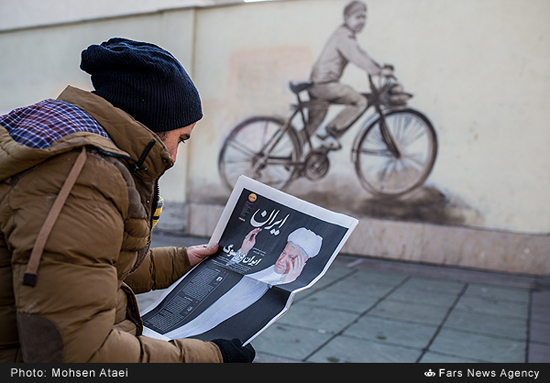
[
  {"left": 211, "top": 338, "right": 255, "bottom": 363},
  {"left": 187, "top": 243, "right": 219, "bottom": 267},
  {"left": 282, "top": 253, "right": 307, "bottom": 284},
  {"left": 380, "top": 63, "right": 394, "bottom": 78},
  {"left": 239, "top": 228, "right": 261, "bottom": 255}
]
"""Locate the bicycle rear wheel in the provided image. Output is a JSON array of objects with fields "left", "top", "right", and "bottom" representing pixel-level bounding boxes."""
[
  {"left": 354, "top": 109, "right": 437, "bottom": 196},
  {"left": 218, "top": 116, "right": 302, "bottom": 191}
]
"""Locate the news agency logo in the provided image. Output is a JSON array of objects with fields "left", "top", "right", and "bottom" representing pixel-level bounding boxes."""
[
  {"left": 424, "top": 369, "right": 436, "bottom": 378},
  {"left": 421, "top": 368, "right": 541, "bottom": 380}
]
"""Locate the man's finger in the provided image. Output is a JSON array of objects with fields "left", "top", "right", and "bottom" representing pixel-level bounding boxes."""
[{"left": 189, "top": 243, "right": 219, "bottom": 258}]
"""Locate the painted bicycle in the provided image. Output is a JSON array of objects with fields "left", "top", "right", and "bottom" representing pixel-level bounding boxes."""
[{"left": 218, "top": 72, "right": 437, "bottom": 197}]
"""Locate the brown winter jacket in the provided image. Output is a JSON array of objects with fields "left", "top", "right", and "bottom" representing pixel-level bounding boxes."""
[{"left": 0, "top": 86, "right": 223, "bottom": 363}]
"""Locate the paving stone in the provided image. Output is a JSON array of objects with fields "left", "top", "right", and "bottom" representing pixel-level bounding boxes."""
[
  {"left": 401, "top": 277, "right": 465, "bottom": 295},
  {"left": 454, "top": 295, "right": 528, "bottom": 319},
  {"left": 463, "top": 283, "right": 530, "bottom": 303},
  {"left": 531, "top": 289, "right": 550, "bottom": 307},
  {"left": 386, "top": 287, "right": 460, "bottom": 308},
  {"left": 445, "top": 309, "right": 528, "bottom": 340},
  {"left": 530, "top": 299, "right": 550, "bottom": 323},
  {"left": 527, "top": 342, "right": 550, "bottom": 363},
  {"left": 251, "top": 323, "right": 332, "bottom": 361},
  {"left": 529, "top": 319, "right": 550, "bottom": 345},
  {"left": 343, "top": 316, "right": 438, "bottom": 349},
  {"left": 368, "top": 300, "right": 450, "bottom": 326},
  {"left": 325, "top": 279, "right": 398, "bottom": 299},
  {"left": 277, "top": 303, "right": 359, "bottom": 334},
  {"left": 429, "top": 328, "right": 526, "bottom": 363},
  {"left": 307, "top": 335, "right": 422, "bottom": 363},
  {"left": 298, "top": 288, "right": 379, "bottom": 313}
]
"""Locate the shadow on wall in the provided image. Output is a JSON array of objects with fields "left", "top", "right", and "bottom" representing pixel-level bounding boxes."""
[{"left": 296, "top": 186, "right": 483, "bottom": 227}]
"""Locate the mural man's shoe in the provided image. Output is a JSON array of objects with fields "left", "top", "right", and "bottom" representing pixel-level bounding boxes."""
[
  {"left": 315, "top": 133, "right": 341, "bottom": 150},
  {"left": 315, "top": 125, "right": 342, "bottom": 150}
]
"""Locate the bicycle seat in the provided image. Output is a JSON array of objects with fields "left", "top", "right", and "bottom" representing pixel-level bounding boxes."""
[{"left": 289, "top": 81, "right": 313, "bottom": 94}]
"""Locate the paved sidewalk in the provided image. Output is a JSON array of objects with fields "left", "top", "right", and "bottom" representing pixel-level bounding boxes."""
[{"left": 139, "top": 234, "right": 550, "bottom": 363}]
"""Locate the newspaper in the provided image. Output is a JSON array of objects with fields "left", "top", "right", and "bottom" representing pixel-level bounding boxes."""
[{"left": 140, "top": 176, "right": 358, "bottom": 345}]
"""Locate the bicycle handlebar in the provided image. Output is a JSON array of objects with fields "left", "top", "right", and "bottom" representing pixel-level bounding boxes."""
[{"left": 369, "top": 65, "right": 398, "bottom": 93}]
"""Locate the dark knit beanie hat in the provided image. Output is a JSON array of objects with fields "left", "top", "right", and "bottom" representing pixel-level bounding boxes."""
[{"left": 80, "top": 37, "right": 202, "bottom": 132}]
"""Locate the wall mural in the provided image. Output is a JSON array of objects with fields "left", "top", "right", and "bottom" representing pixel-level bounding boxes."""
[{"left": 217, "top": 1, "right": 479, "bottom": 226}]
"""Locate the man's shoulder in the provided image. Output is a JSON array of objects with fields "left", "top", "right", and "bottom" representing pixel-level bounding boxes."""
[{"left": 332, "top": 24, "right": 356, "bottom": 41}]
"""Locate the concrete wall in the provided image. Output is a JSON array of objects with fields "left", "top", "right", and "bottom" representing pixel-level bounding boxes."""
[{"left": 0, "top": 0, "right": 548, "bottom": 275}]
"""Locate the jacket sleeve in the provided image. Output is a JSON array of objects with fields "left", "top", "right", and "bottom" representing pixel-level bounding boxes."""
[
  {"left": 124, "top": 246, "right": 193, "bottom": 294},
  {"left": 7, "top": 151, "right": 221, "bottom": 363}
]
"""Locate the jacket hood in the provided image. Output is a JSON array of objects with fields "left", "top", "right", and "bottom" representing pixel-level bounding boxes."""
[{"left": 0, "top": 86, "right": 173, "bottom": 181}]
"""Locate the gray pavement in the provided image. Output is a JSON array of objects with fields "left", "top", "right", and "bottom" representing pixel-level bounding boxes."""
[{"left": 139, "top": 234, "right": 550, "bottom": 363}]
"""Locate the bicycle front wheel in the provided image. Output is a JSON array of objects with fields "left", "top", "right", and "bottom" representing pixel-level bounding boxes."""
[
  {"left": 218, "top": 116, "right": 302, "bottom": 191},
  {"left": 354, "top": 109, "right": 437, "bottom": 196}
]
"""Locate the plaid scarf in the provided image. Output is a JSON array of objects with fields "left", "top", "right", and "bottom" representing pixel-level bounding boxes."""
[{"left": 0, "top": 99, "right": 109, "bottom": 149}]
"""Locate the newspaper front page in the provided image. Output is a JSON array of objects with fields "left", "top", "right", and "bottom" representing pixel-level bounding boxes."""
[{"left": 140, "top": 176, "right": 358, "bottom": 345}]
